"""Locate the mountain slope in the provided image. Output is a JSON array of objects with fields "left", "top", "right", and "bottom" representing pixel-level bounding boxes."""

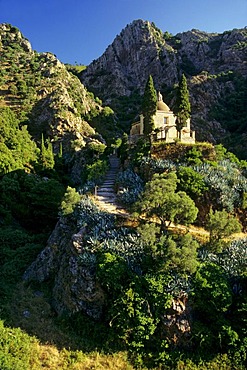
[{"left": 0, "top": 23, "right": 103, "bottom": 156}]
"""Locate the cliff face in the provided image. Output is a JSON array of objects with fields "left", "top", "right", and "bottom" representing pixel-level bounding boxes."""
[
  {"left": 81, "top": 20, "right": 179, "bottom": 99},
  {"left": 81, "top": 20, "right": 247, "bottom": 152},
  {"left": 23, "top": 213, "right": 105, "bottom": 319}
]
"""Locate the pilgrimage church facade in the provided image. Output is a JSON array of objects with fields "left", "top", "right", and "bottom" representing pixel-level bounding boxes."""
[{"left": 130, "top": 92, "right": 195, "bottom": 144}]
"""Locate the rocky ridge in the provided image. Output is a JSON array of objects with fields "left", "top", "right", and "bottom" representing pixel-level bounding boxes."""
[{"left": 0, "top": 23, "right": 105, "bottom": 181}]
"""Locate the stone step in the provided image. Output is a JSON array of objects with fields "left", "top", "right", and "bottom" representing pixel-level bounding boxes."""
[
  {"left": 98, "top": 184, "right": 115, "bottom": 187},
  {"left": 97, "top": 197, "right": 116, "bottom": 203},
  {"left": 93, "top": 155, "right": 129, "bottom": 216},
  {"left": 98, "top": 184, "right": 115, "bottom": 188},
  {"left": 98, "top": 186, "right": 115, "bottom": 189},
  {"left": 97, "top": 188, "right": 116, "bottom": 193},
  {"left": 97, "top": 192, "right": 116, "bottom": 197},
  {"left": 106, "top": 171, "right": 118, "bottom": 175},
  {"left": 97, "top": 198, "right": 116, "bottom": 203}
]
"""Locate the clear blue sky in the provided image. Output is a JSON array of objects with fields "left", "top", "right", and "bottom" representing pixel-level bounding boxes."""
[{"left": 0, "top": 0, "right": 246, "bottom": 65}]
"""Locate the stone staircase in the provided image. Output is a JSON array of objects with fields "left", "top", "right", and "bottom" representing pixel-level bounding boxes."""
[{"left": 95, "top": 155, "right": 127, "bottom": 215}]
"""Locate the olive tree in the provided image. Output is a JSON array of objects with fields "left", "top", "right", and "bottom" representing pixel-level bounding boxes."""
[{"left": 135, "top": 172, "right": 198, "bottom": 232}]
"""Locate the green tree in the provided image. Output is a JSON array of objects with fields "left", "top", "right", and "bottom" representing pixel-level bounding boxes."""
[
  {"left": 165, "top": 234, "right": 199, "bottom": 274},
  {"left": 107, "top": 273, "right": 172, "bottom": 365},
  {"left": 184, "top": 146, "right": 203, "bottom": 165},
  {"left": 118, "top": 133, "right": 129, "bottom": 164},
  {"left": 0, "top": 171, "right": 65, "bottom": 232},
  {"left": 87, "top": 141, "right": 106, "bottom": 157},
  {"left": 135, "top": 172, "right": 198, "bottom": 231},
  {"left": 59, "top": 186, "right": 81, "bottom": 216},
  {"left": 175, "top": 74, "right": 191, "bottom": 131},
  {"left": 191, "top": 263, "right": 234, "bottom": 352},
  {"left": 86, "top": 159, "right": 109, "bottom": 183},
  {"left": 206, "top": 209, "right": 242, "bottom": 252},
  {"left": 39, "top": 134, "right": 55, "bottom": 170},
  {"left": 176, "top": 166, "right": 208, "bottom": 199},
  {"left": 142, "top": 75, "right": 157, "bottom": 138},
  {"left": 0, "top": 107, "right": 38, "bottom": 175}
]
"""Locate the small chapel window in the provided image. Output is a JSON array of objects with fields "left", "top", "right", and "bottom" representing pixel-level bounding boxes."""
[{"left": 164, "top": 117, "right": 167, "bottom": 124}]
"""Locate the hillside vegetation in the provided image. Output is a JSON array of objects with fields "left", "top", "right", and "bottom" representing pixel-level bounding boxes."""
[{"left": 0, "top": 23, "right": 247, "bottom": 370}]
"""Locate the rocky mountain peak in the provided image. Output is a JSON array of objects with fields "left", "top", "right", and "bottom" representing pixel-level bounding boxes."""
[
  {"left": 81, "top": 20, "right": 178, "bottom": 101},
  {"left": 0, "top": 23, "right": 32, "bottom": 52}
]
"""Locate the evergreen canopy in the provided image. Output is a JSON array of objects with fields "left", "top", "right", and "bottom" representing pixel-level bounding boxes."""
[
  {"left": 175, "top": 74, "right": 191, "bottom": 130},
  {"left": 135, "top": 172, "right": 198, "bottom": 231},
  {"left": 141, "top": 75, "right": 157, "bottom": 137}
]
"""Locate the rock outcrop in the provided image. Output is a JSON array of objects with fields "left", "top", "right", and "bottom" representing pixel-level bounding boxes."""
[
  {"left": 162, "top": 295, "right": 192, "bottom": 348},
  {"left": 23, "top": 213, "right": 105, "bottom": 319}
]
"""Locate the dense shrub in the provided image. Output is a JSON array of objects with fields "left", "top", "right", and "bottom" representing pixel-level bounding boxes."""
[
  {"left": 0, "top": 226, "right": 45, "bottom": 302},
  {"left": 86, "top": 159, "right": 109, "bottom": 183},
  {"left": 0, "top": 171, "right": 65, "bottom": 232},
  {"left": 59, "top": 186, "right": 81, "bottom": 216}
]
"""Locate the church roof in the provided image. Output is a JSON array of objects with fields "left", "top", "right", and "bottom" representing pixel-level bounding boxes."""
[
  {"left": 157, "top": 100, "right": 170, "bottom": 112},
  {"left": 157, "top": 91, "right": 171, "bottom": 112}
]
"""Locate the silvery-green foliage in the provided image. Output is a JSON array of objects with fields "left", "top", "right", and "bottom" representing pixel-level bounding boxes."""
[
  {"left": 207, "top": 238, "right": 247, "bottom": 277},
  {"left": 100, "top": 230, "right": 145, "bottom": 271},
  {"left": 165, "top": 273, "right": 191, "bottom": 296},
  {"left": 79, "top": 180, "right": 96, "bottom": 194},
  {"left": 116, "top": 168, "right": 144, "bottom": 205},
  {"left": 76, "top": 196, "right": 115, "bottom": 229},
  {"left": 116, "top": 168, "right": 143, "bottom": 187},
  {"left": 78, "top": 252, "right": 97, "bottom": 266},
  {"left": 117, "top": 188, "right": 142, "bottom": 205},
  {"left": 76, "top": 196, "right": 144, "bottom": 269},
  {"left": 194, "top": 160, "right": 247, "bottom": 211},
  {"left": 140, "top": 156, "right": 177, "bottom": 172}
]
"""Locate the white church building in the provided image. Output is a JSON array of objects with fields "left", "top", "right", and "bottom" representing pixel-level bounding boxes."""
[{"left": 130, "top": 92, "right": 195, "bottom": 144}]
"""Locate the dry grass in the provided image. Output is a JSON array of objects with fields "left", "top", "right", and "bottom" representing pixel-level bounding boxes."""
[
  {"left": 13, "top": 341, "right": 135, "bottom": 370},
  {"left": 26, "top": 342, "right": 134, "bottom": 370}
]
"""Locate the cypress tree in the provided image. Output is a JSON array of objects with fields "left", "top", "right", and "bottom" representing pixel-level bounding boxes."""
[
  {"left": 175, "top": 74, "right": 191, "bottom": 131},
  {"left": 142, "top": 75, "right": 157, "bottom": 137},
  {"left": 47, "top": 139, "right": 55, "bottom": 169},
  {"left": 40, "top": 134, "right": 55, "bottom": 170},
  {"left": 40, "top": 133, "right": 46, "bottom": 167},
  {"left": 58, "top": 142, "right": 63, "bottom": 159}
]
